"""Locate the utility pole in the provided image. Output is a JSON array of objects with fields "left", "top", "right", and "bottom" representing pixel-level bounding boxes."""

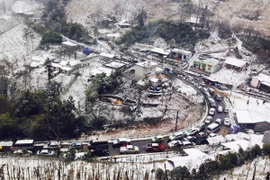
[{"left": 175, "top": 110, "right": 179, "bottom": 131}]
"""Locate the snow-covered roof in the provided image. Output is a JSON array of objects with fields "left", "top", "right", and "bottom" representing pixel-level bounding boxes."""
[
  {"left": 30, "top": 61, "right": 41, "bottom": 68},
  {"left": 99, "top": 52, "right": 115, "bottom": 59},
  {"left": 0, "top": 141, "right": 13, "bottom": 146},
  {"left": 151, "top": 48, "right": 170, "bottom": 56},
  {"left": 132, "top": 43, "right": 154, "bottom": 52},
  {"left": 60, "top": 61, "right": 68, "bottom": 66},
  {"left": 171, "top": 48, "right": 192, "bottom": 56},
  {"left": 105, "top": 61, "right": 126, "bottom": 69},
  {"left": 166, "top": 148, "right": 209, "bottom": 170},
  {"left": 207, "top": 135, "right": 226, "bottom": 146},
  {"left": 30, "top": 56, "right": 47, "bottom": 67},
  {"left": 61, "top": 66, "right": 72, "bottom": 71},
  {"left": 15, "top": 139, "right": 34, "bottom": 145},
  {"left": 194, "top": 58, "right": 220, "bottom": 66},
  {"left": 256, "top": 73, "right": 270, "bottom": 87},
  {"left": 136, "top": 79, "right": 146, "bottom": 86},
  {"left": 221, "top": 140, "right": 250, "bottom": 152},
  {"left": 225, "top": 132, "right": 251, "bottom": 142},
  {"left": 156, "top": 67, "right": 163, "bottom": 73},
  {"left": 51, "top": 63, "right": 62, "bottom": 68},
  {"left": 235, "top": 108, "right": 270, "bottom": 124},
  {"left": 224, "top": 57, "right": 247, "bottom": 68},
  {"left": 118, "top": 20, "right": 131, "bottom": 27},
  {"left": 62, "top": 41, "right": 78, "bottom": 47},
  {"left": 150, "top": 77, "right": 159, "bottom": 83},
  {"left": 69, "top": 60, "right": 80, "bottom": 66},
  {"left": 90, "top": 67, "right": 113, "bottom": 76},
  {"left": 136, "top": 61, "right": 158, "bottom": 68},
  {"left": 32, "top": 56, "right": 46, "bottom": 62}
]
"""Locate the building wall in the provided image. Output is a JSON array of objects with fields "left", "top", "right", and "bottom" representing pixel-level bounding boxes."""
[
  {"left": 135, "top": 65, "right": 145, "bottom": 80},
  {"left": 169, "top": 51, "right": 192, "bottom": 61},
  {"left": 250, "top": 77, "right": 260, "bottom": 88},
  {"left": 254, "top": 122, "right": 270, "bottom": 132},
  {"left": 212, "top": 63, "right": 222, "bottom": 73},
  {"left": 262, "top": 131, "right": 270, "bottom": 144},
  {"left": 135, "top": 64, "right": 157, "bottom": 80}
]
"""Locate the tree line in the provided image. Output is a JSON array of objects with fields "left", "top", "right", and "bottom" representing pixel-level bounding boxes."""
[
  {"left": 0, "top": 76, "right": 87, "bottom": 141},
  {"left": 116, "top": 20, "right": 210, "bottom": 51}
]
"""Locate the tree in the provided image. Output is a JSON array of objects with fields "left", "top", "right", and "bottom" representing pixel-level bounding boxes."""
[
  {"left": 155, "top": 168, "right": 165, "bottom": 180},
  {"left": 40, "top": 30, "right": 63, "bottom": 45},
  {"left": 0, "top": 95, "right": 9, "bottom": 114},
  {"left": 219, "top": 156, "right": 231, "bottom": 170},
  {"left": 137, "top": 9, "right": 147, "bottom": 27},
  {"left": 251, "top": 144, "right": 262, "bottom": 158},
  {"left": 216, "top": 21, "right": 232, "bottom": 39},
  {"left": 0, "top": 113, "right": 16, "bottom": 139},
  {"left": 227, "top": 152, "right": 238, "bottom": 166},
  {"left": 170, "top": 166, "right": 190, "bottom": 180},
  {"left": 0, "top": 76, "right": 9, "bottom": 97},
  {"left": 65, "top": 148, "right": 76, "bottom": 162},
  {"left": 263, "top": 144, "right": 270, "bottom": 156},
  {"left": 46, "top": 81, "right": 63, "bottom": 98},
  {"left": 204, "top": 160, "right": 219, "bottom": 172}
]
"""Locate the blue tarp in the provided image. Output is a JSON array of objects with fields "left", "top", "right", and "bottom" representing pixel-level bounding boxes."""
[
  {"left": 83, "top": 47, "right": 91, "bottom": 55},
  {"left": 230, "top": 125, "right": 241, "bottom": 134}
]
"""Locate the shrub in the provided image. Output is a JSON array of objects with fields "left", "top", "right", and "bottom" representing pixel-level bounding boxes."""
[
  {"left": 251, "top": 144, "right": 262, "bottom": 158},
  {"left": 155, "top": 168, "right": 166, "bottom": 180},
  {"left": 219, "top": 156, "right": 231, "bottom": 170},
  {"left": 41, "top": 30, "right": 63, "bottom": 45},
  {"left": 263, "top": 144, "right": 270, "bottom": 156}
]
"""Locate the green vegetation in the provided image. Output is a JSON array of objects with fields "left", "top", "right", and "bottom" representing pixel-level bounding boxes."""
[
  {"left": 155, "top": 144, "right": 270, "bottom": 179},
  {"left": 197, "top": 144, "right": 269, "bottom": 178},
  {"left": 40, "top": 30, "right": 63, "bottom": 45},
  {"left": 240, "top": 35, "right": 270, "bottom": 58},
  {"left": 28, "top": 0, "right": 93, "bottom": 45},
  {"left": 117, "top": 20, "right": 210, "bottom": 49},
  {"left": 155, "top": 166, "right": 190, "bottom": 180},
  {"left": 0, "top": 77, "right": 87, "bottom": 141},
  {"left": 85, "top": 70, "right": 123, "bottom": 104}
]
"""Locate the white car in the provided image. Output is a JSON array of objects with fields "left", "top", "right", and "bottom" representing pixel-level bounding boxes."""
[
  {"left": 209, "top": 108, "right": 215, "bottom": 116},
  {"left": 169, "top": 131, "right": 184, "bottom": 141},
  {"left": 209, "top": 133, "right": 218, "bottom": 137},
  {"left": 224, "top": 107, "right": 229, "bottom": 113},
  {"left": 184, "top": 128, "right": 199, "bottom": 136},
  {"left": 215, "top": 118, "right": 222, "bottom": 125},
  {"left": 113, "top": 138, "right": 131, "bottom": 147},
  {"left": 205, "top": 116, "right": 213, "bottom": 124},
  {"left": 193, "top": 123, "right": 205, "bottom": 132},
  {"left": 217, "top": 106, "right": 223, "bottom": 113},
  {"left": 182, "top": 140, "right": 193, "bottom": 148},
  {"left": 37, "top": 149, "right": 54, "bottom": 156},
  {"left": 13, "top": 149, "right": 33, "bottom": 155},
  {"left": 168, "top": 140, "right": 182, "bottom": 148},
  {"left": 151, "top": 135, "right": 164, "bottom": 143},
  {"left": 224, "top": 118, "right": 231, "bottom": 126},
  {"left": 120, "top": 145, "right": 139, "bottom": 154}
]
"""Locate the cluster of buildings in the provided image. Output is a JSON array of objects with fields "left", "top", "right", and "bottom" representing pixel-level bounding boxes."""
[{"left": 192, "top": 56, "right": 248, "bottom": 74}]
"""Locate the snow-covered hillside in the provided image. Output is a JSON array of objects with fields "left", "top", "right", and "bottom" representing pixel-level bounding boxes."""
[{"left": 66, "top": 0, "right": 270, "bottom": 36}]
